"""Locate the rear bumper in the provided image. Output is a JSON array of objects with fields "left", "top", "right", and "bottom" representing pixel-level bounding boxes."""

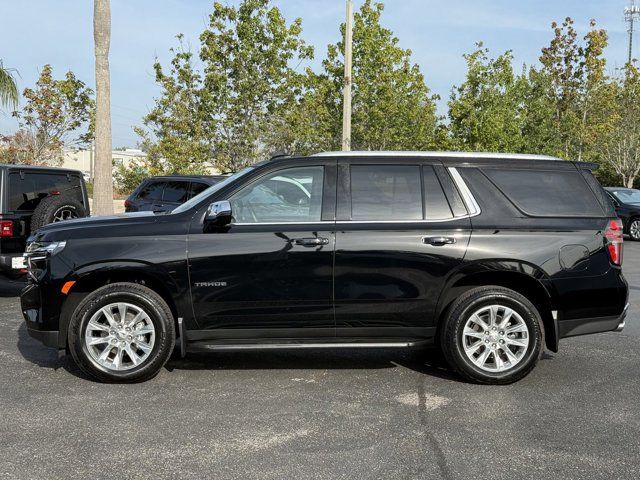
[
  {"left": 558, "top": 303, "right": 629, "bottom": 338},
  {"left": 0, "top": 253, "right": 27, "bottom": 277}
]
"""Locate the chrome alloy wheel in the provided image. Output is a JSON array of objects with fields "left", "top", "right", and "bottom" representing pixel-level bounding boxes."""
[
  {"left": 462, "top": 305, "right": 529, "bottom": 373},
  {"left": 630, "top": 220, "right": 640, "bottom": 240},
  {"left": 84, "top": 302, "right": 156, "bottom": 371},
  {"left": 53, "top": 207, "right": 78, "bottom": 222}
]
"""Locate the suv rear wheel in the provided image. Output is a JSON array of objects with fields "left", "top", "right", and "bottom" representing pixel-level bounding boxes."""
[
  {"left": 440, "top": 286, "right": 543, "bottom": 385},
  {"left": 68, "top": 282, "right": 175, "bottom": 383},
  {"left": 629, "top": 218, "right": 640, "bottom": 241}
]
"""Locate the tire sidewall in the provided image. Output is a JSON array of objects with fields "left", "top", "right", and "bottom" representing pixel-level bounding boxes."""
[
  {"left": 69, "top": 288, "right": 173, "bottom": 381},
  {"left": 450, "top": 292, "right": 542, "bottom": 383}
]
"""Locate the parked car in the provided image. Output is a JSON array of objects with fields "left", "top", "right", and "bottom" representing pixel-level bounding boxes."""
[
  {"left": 604, "top": 187, "right": 640, "bottom": 241},
  {"left": 0, "top": 164, "right": 89, "bottom": 279},
  {"left": 125, "top": 175, "right": 226, "bottom": 213},
  {"left": 21, "top": 151, "right": 627, "bottom": 384}
]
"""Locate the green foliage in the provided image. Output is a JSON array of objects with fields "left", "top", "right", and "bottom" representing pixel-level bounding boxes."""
[
  {"left": 7, "top": 64, "right": 94, "bottom": 165},
  {"left": 448, "top": 45, "right": 526, "bottom": 152},
  {"left": 0, "top": 60, "right": 19, "bottom": 110}
]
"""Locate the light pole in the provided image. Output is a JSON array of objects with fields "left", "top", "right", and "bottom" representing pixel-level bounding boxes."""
[{"left": 341, "top": 0, "right": 353, "bottom": 151}]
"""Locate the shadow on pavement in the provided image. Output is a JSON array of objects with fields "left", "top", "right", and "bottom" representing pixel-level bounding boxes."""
[{"left": 16, "top": 322, "right": 90, "bottom": 380}]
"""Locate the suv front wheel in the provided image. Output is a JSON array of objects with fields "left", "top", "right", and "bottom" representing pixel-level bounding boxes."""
[
  {"left": 440, "top": 286, "right": 544, "bottom": 385},
  {"left": 68, "top": 282, "right": 175, "bottom": 383}
]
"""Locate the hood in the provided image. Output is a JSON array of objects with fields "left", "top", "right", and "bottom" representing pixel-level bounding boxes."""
[{"left": 30, "top": 211, "right": 160, "bottom": 242}]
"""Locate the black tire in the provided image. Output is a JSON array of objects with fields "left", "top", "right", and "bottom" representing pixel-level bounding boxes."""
[
  {"left": 628, "top": 218, "right": 640, "bottom": 241},
  {"left": 68, "top": 282, "right": 175, "bottom": 383},
  {"left": 439, "top": 286, "right": 544, "bottom": 385},
  {"left": 30, "top": 194, "right": 86, "bottom": 231}
]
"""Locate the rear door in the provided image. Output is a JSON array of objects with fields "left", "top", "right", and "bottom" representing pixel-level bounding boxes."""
[
  {"left": 160, "top": 181, "right": 189, "bottom": 211},
  {"left": 135, "top": 180, "right": 166, "bottom": 212},
  {"left": 333, "top": 158, "right": 472, "bottom": 340}
]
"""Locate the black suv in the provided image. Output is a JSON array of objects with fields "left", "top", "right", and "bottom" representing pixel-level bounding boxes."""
[
  {"left": 604, "top": 187, "right": 640, "bottom": 241},
  {"left": 0, "top": 164, "right": 89, "bottom": 278},
  {"left": 125, "top": 175, "right": 226, "bottom": 213},
  {"left": 21, "top": 152, "right": 628, "bottom": 384}
]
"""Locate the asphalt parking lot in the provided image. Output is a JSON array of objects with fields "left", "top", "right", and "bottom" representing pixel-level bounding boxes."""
[{"left": 1, "top": 247, "right": 639, "bottom": 479}]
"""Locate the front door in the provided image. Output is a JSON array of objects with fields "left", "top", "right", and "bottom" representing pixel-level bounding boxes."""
[
  {"left": 187, "top": 163, "right": 337, "bottom": 339},
  {"left": 333, "top": 160, "right": 471, "bottom": 340}
]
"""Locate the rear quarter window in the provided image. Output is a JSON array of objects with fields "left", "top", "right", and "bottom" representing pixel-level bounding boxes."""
[{"left": 482, "top": 167, "right": 604, "bottom": 217}]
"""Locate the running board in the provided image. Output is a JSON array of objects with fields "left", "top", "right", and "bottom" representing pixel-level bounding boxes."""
[{"left": 187, "top": 340, "right": 430, "bottom": 353}]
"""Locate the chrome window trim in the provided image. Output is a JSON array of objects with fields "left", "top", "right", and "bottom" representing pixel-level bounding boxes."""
[{"left": 448, "top": 167, "right": 481, "bottom": 217}]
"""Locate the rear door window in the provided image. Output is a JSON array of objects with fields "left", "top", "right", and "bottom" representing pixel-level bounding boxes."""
[
  {"left": 137, "top": 181, "right": 165, "bottom": 202},
  {"left": 423, "top": 166, "right": 454, "bottom": 220},
  {"left": 482, "top": 168, "right": 604, "bottom": 217},
  {"left": 162, "top": 181, "right": 189, "bottom": 203},
  {"left": 8, "top": 172, "right": 80, "bottom": 211},
  {"left": 350, "top": 165, "right": 422, "bottom": 220},
  {"left": 188, "top": 182, "right": 210, "bottom": 199}
]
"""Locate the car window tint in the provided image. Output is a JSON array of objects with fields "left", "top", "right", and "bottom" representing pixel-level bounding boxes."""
[
  {"left": 423, "top": 166, "right": 453, "bottom": 220},
  {"left": 483, "top": 168, "right": 603, "bottom": 217},
  {"left": 137, "top": 181, "right": 165, "bottom": 201},
  {"left": 351, "top": 165, "right": 422, "bottom": 221},
  {"left": 188, "top": 182, "right": 210, "bottom": 199},
  {"left": 8, "top": 172, "right": 79, "bottom": 211},
  {"left": 230, "top": 166, "right": 323, "bottom": 223},
  {"left": 162, "top": 181, "right": 189, "bottom": 203}
]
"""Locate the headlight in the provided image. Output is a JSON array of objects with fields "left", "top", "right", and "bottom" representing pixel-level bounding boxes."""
[{"left": 26, "top": 240, "right": 67, "bottom": 256}]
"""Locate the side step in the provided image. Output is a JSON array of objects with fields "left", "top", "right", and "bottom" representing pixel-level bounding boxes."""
[{"left": 187, "top": 340, "right": 430, "bottom": 353}]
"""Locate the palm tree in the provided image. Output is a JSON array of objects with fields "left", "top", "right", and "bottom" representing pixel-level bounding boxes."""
[
  {"left": 93, "top": 0, "right": 114, "bottom": 215},
  {"left": 0, "top": 61, "right": 19, "bottom": 110}
]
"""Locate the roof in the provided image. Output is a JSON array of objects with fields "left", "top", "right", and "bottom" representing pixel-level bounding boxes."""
[
  {"left": 0, "top": 164, "right": 83, "bottom": 175},
  {"left": 310, "top": 151, "right": 563, "bottom": 161}
]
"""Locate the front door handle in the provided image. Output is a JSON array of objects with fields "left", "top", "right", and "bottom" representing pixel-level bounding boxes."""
[
  {"left": 294, "top": 237, "right": 329, "bottom": 247},
  {"left": 422, "top": 236, "right": 456, "bottom": 246}
]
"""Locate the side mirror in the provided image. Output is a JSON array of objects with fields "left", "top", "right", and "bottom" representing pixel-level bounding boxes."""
[{"left": 205, "top": 200, "right": 232, "bottom": 226}]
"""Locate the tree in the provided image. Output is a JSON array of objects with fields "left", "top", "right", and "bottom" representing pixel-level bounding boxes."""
[
  {"left": 93, "top": 0, "right": 114, "bottom": 215},
  {"left": 448, "top": 45, "right": 527, "bottom": 152},
  {"left": 132, "top": 36, "right": 213, "bottom": 179},
  {"left": 0, "top": 60, "right": 19, "bottom": 110},
  {"left": 601, "top": 65, "right": 640, "bottom": 187},
  {"left": 9, "top": 64, "right": 93, "bottom": 166},
  {"left": 317, "top": 0, "right": 440, "bottom": 151}
]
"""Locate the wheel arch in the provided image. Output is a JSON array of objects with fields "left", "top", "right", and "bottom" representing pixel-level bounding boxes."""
[
  {"left": 58, "top": 262, "right": 183, "bottom": 349},
  {"left": 436, "top": 263, "right": 558, "bottom": 352}
]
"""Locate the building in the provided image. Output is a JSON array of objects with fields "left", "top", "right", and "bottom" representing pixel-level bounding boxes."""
[{"left": 61, "top": 147, "right": 147, "bottom": 179}]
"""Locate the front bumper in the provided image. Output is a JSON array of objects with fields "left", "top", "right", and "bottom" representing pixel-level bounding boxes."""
[{"left": 21, "top": 282, "right": 62, "bottom": 349}]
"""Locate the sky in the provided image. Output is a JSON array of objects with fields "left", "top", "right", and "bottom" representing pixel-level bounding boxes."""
[{"left": 0, "top": 0, "right": 636, "bottom": 147}]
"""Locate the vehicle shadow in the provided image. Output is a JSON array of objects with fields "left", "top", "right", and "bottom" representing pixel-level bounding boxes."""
[{"left": 16, "top": 322, "right": 91, "bottom": 380}]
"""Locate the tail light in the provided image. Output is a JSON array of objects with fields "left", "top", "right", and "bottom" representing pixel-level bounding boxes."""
[
  {"left": 604, "top": 219, "right": 623, "bottom": 266},
  {"left": 0, "top": 221, "right": 13, "bottom": 237}
]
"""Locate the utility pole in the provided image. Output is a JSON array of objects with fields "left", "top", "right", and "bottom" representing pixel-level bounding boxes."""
[
  {"left": 341, "top": 0, "right": 353, "bottom": 151},
  {"left": 625, "top": 0, "right": 640, "bottom": 65}
]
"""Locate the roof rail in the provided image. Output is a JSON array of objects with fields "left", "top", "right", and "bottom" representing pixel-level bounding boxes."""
[
  {"left": 270, "top": 151, "right": 290, "bottom": 161},
  {"left": 310, "top": 150, "right": 563, "bottom": 161}
]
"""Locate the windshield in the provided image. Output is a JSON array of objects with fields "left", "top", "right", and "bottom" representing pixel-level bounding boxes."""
[
  {"left": 612, "top": 189, "right": 640, "bottom": 204},
  {"left": 171, "top": 167, "right": 254, "bottom": 214}
]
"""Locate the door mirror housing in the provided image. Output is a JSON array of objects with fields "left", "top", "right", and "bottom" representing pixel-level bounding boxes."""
[{"left": 205, "top": 200, "right": 232, "bottom": 226}]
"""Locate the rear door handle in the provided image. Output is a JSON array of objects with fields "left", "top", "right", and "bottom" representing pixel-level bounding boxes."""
[
  {"left": 422, "top": 236, "right": 456, "bottom": 246},
  {"left": 294, "top": 237, "right": 329, "bottom": 247}
]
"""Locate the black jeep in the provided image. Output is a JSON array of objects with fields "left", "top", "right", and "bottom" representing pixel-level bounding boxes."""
[{"left": 0, "top": 164, "right": 89, "bottom": 278}]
